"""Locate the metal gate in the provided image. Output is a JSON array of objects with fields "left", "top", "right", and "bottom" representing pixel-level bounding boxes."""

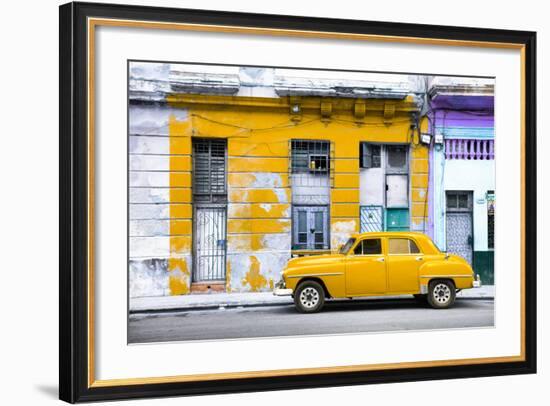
[
  {"left": 446, "top": 191, "right": 473, "bottom": 265},
  {"left": 360, "top": 206, "right": 384, "bottom": 232},
  {"left": 193, "top": 206, "right": 227, "bottom": 281}
]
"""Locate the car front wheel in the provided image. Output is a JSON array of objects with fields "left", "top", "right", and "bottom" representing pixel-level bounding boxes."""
[
  {"left": 294, "top": 281, "right": 325, "bottom": 313},
  {"left": 427, "top": 280, "right": 456, "bottom": 309}
]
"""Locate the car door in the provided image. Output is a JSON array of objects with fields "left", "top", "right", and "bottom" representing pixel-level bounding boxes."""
[
  {"left": 345, "top": 238, "right": 387, "bottom": 296},
  {"left": 386, "top": 237, "right": 423, "bottom": 293}
]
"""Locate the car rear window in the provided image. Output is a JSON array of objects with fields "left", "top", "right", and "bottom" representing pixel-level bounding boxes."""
[{"left": 388, "top": 238, "right": 420, "bottom": 254}]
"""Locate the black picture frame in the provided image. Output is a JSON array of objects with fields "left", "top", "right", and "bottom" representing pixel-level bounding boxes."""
[{"left": 59, "top": 1, "right": 537, "bottom": 403}]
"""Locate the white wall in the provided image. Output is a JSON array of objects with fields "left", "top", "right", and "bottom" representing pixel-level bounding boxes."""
[
  {"left": 443, "top": 159, "right": 495, "bottom": 251},
  {"left": 0, "top": 1, "right": 546, "bottom": 406}
]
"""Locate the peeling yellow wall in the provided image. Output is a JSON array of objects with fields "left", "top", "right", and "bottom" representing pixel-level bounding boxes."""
[
  {"left": 164, "top": 94, "right": 425, "bottom": 293},
  {"left": 410, "top": 118, "right": 430, "bottom": 231},
  {"left": 168, "top": 115, "right": 193, "bottom": 295}
]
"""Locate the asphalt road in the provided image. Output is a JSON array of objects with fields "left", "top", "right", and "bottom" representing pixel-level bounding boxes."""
[{"left": 128, "top": 298, "right": 494, "bottom": 344}]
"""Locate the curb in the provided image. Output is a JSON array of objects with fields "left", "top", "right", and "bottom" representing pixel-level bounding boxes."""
[{"left": 129, "top": 296, "right": 494, "bottom": 315}]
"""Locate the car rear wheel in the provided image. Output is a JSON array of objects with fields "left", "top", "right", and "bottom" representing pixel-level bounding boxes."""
[
  {"left": 294, "top": 281, "right": 325, "bottom": 313},
  {"left": 427, "top": 280, "right": 456, "bottom": 309}
]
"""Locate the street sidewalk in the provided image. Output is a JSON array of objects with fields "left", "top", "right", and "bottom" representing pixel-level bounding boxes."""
[{"left": 130, "top": 285, "right": 495, "bottom": 314}]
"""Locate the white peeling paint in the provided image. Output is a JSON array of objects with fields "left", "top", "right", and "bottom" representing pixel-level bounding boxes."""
[
  {"left": 261, "top": 233, "right": 291, "bottom": 251},
  {"left": 291, "top": 173, "right": 330, "bottom": 205},
  {"left": 259, "top": 203, "right": 272, "bottom": 212},
  {"left": 129, "top": 219, "right": 170, "bottom": 237},
  {"left": 129, "top": 237, "right": 170, "bottom": 259},
  {"left": 331, "top": 220, "right": 359, "bottom": 250},
  {"left": 129, "top": 155, "right": 170, "bottom": 171},
  {"left": 129, "top": 104, "right": 188, "bottom": 136},
  {"left": 129, "top": 204, "right": 170, "bottom": 220},
  {"left": 130, "top": 62, "right": 170, "bottom": 81},
  {"left": 274, "top": 188, "right": 289, "bottom": 203},
  {"left": 250, "top": 172, "right": 283, "bottom": 188},
  {"left": 129, "top": 259, "right": 169, "bottom": 298},
  {"left": 130, "top": 171, "right": 170, "bottom": 188},
  {"left": 129, "top": 188, "right": 170, "bottom": 204},
  {"left": 227, "top": 252, "right": 290, "bottom": 293},
  {"left": 332, "top": 219, "right": 357, "bottom": 234},
  {"left": 129, "top": 135, "right": 169, "bottom": 155}
]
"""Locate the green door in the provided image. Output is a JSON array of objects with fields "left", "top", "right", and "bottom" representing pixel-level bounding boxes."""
[{"left": 386, "top": 208, "right": 409, "bottom": 231}]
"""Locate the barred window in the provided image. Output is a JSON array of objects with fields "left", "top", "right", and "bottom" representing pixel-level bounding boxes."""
[
  {"left": 447, "top": 191, "right": 472, "bottom": 210},
  {"left": 193, "top": 138, "right": 227, "bottom": 203},
  {"left": 291, "top": 140, "right": 330, "bottom": 174}
]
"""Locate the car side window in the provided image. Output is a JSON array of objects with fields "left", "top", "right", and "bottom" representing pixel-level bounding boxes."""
[
  {"left": 353, "top": 239, "right": 382, "bottom": 255},
  {"left": 388, "top": 238, "right": 421, "bottom": 255}
]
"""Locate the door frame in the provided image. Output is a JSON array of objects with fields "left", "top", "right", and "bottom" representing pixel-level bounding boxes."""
[{"left": 445, "top": 190, "right": 474, "bottom": 264}]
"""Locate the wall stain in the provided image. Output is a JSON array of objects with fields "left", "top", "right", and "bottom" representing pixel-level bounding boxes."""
[
  {"left": 168, "top": 258, "right": 190, "bottom": 295},
  {"left": 242, "top": 256, "right": 267, "bottom": 292}
]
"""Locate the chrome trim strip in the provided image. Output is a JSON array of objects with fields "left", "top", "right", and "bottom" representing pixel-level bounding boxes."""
[
  {"left": 287, "top": 272, "right": 344, "bottom": 278},
  {"left": 419, "top": 275, "right": 473, "bottom": 278}
]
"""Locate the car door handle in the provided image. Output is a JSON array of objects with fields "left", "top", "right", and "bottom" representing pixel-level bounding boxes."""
[
  {"left": 415, "top": 256, "right": 424, "bottom": 261},
  {"left": 375, "top": 258, "right": 385, "bottom": 262}
]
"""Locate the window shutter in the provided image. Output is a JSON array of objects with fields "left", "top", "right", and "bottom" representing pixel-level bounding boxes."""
[
  {"left": 193, "top": 139, "right": 227, "bottom": 202},
  {"left": 361, "top": 143, "right": 373, "bottom": 168}
]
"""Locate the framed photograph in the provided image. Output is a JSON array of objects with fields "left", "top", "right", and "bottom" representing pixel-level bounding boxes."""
[{"left": 59, "top": 1, "right": 536, "bottom": 402}]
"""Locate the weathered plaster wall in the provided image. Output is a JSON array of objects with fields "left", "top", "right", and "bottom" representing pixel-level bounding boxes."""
[
  {"left": 429, "top": 106, "right": 495, "bottom": 283},
  {"left": 128, "top": 103, "right": 193, "bottom": 298},
  {"left": 430, "top": 109, "right": 494, "bottom": 250},
  {"left": 442, "top": 159, "right": 495, "bottom": 251},
  {"left": 130, "top": 91, "right": 426, "bottom": 297}
]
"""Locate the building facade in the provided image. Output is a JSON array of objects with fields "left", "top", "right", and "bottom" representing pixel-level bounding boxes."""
[
  {"left": 128, "top": 63, "right": 431, "bottom": 297},
  {"left": 428, "top": 78, "right": 495, "bottom": 284}
]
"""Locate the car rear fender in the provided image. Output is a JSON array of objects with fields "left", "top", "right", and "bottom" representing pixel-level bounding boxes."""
[{"left": 418, "top": 259, "right": 473, "bottom": 291}]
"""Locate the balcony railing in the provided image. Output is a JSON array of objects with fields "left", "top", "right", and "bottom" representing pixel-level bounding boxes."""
[{"left": 445, "top": 139, "right": 494, "bottom": 160}]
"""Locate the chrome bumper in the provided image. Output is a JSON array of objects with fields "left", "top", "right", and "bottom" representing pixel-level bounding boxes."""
[
  {"left": 273, "top": 287, "right": 293, "bottom": 296},
  {"left": 472, "top": 274, "right": 482, "bottom": 288},
  {"left": 273, "top": 279, "right": 293, "bottom": 296}
]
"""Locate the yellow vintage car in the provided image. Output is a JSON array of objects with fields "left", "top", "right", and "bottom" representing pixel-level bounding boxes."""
[{"left": 274, "top": 231, "right": 481, "bottom": 313}]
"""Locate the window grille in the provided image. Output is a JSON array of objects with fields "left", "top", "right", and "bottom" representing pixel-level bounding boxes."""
[
  {"left": 446, "top": 191, "right": 473, "bottom": 211},
  {"left": 291, "top": 140, "right": 330, "bottom": 174}
]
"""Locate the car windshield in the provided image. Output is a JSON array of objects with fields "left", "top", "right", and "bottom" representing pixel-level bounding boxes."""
[{"left": 339, "top": 238, "right": 356, "bottom": 254}]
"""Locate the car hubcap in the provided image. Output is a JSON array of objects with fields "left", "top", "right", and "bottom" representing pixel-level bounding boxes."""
[
  {"left": 300, "top": 287, "right": 319, "bottom": 309},
  {"left": 433, "top": 283, "right": 451, "bottom": 304}
]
